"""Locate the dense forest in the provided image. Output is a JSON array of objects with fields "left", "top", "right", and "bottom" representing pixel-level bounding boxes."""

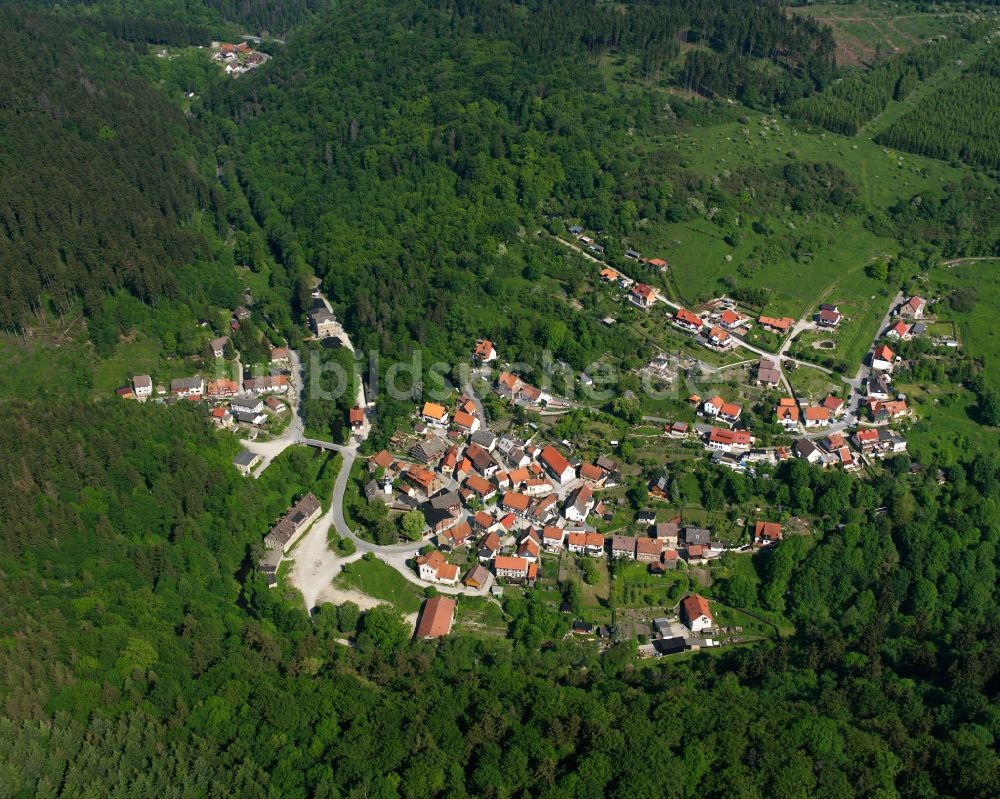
[
  {"left": 2, "top": 0, "right": 326, "bottom": 35},
  {"left": 0, "top": 11, "right": 238, "bottom": 331},
  {"left": 215, "top": 0, "right": 836, "bottom": 371}
]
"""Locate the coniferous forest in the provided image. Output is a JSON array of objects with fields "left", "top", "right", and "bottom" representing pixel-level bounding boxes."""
[{"left": 1, "top": 1, "right": 1000, "bottom": 797}]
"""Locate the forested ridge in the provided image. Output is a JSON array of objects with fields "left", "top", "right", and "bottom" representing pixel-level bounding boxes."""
[
  {"left": 0, "top": 11, "right": 235, "bottom": 331},
  {"left": 0, "top": 0, "right": 327, "bottom": 36}
]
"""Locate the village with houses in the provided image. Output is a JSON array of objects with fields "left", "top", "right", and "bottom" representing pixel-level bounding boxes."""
[
  {"left": 110, "top": 217, "right": 951, "bottom": 653},
  {"left": 210, "top": 39, "right": 269, "bottom": 76}
]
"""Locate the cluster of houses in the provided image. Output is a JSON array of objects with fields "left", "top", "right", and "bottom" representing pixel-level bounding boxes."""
[
  {"left": 118, "top": 345, "right": 292, "bottom": 436},
  {"left": 212, "top": 41, "right": 267, "bottom": 76},
  {"left": 568, "top": 225, "right": 669, "bottom": 271},
  {"left": 256, "top": 493, "right": 323, "bottom": 587}
]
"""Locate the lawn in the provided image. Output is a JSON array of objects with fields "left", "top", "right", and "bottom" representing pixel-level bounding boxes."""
[
  {"left": 335, "top": 556, "right": 425, "bottom": 615},
  {"left": 611, "top": 560, "right": 690, "bottom": 608},
  {"left": 786, "top": 362, "right": 839, "bottom": 402}
]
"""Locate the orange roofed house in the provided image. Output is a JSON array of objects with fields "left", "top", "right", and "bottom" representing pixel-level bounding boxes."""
[
  {"left": 753, "top": 521, "right": 783, "bottom": 547},
  {"left": 674, "top": 307, "right": 703, "bottom": 332},
  {"left": 629, "top": 283, "right": 656, "bottom": 309},
  {"left": 414, "top": 596, "right": 457, "bottom": 640},
  {"left": 681, "top": 594, "right": 714, "bottom": 633},
  {"left": 539, "top": 445, "right": 576, "bottom": 484},
  {"left": 706, "top": 427, "right": 752, "bottom": 453},
  {"left": 421, "top": 401, "right": 449, "bottom": 427},
  {"left": 473, "top": 339, "right": 497, "bottom": 363},
  {"left": 758, "top": 315, "right": 794, "bottom": 334}
]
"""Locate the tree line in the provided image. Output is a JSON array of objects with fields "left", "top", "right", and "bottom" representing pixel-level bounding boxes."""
[
  {"left": 789, "top": 36, "right": 965, "bottom": 135},
  {"left": 876, "top": 46, "right": 1000, "bottom": 168}
]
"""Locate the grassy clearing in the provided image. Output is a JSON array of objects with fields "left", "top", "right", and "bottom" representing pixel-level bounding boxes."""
[
  {"left": 928, "top": 261, "right": 1000, "bottom": 389},
  {"left": 899, "top": 382, "right": 999, "bottom": 461},
  {"left": 335, "top": 556, "right": 425, "bottom": 615},
  {"left": 453, "top": 596, "right": 508, "bottom": 637}
]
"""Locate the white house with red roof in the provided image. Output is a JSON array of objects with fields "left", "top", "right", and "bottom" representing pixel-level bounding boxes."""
[
  {"left": 885, "top": 320, "right": 910, "bottom": 340},
  {"left": 539, "top": 445, "right": 576, "bottom": 484},
  {"left": 681, "top": 594, "right": 714, "bottom": 633},
  {"left": 898, "top": 295, "right": 926, "bottom": 319},
  {"left": 816, "top": 304, "right": 842, "bottom": 328},
  {"left": 706, "top": 427, "right": 753, "bottom": 453},
  {"left": 717, "top": 309, "right": 746, "bottom": 330},
  {"left": 629, "top": 283, "right": 656, "bottom": 309},
  {"left": 753, "top": 521, "right": 783, "bottom": 547},
  {"left": 674, "top": 307, "right": 703, "bottom": 332},
  {"left": 803, "top": 406, "right": 831, "bottom": 428},
  {"left": 871, "top": 344, "right": 896, "bottom": 372},
  {"left": 473, "top": 339, "right": 497, "bottom": 363},
  {"left": 702, "top": 395, "right": 725, "bottom": 417},
  {"left": 415, "top": 551, "right": 460, "bottom": 586},
  {"left": 707, "top": 326, "right": 733, "bottom": 348}
]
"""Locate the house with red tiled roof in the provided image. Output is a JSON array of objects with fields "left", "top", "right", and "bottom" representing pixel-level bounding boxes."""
[
  {"left": 852, "top": 428, "right": 880, "bottom": 454},
  {"left": 494, "top": 556, "right": 532, "bottom": 582},
  {"left": 681, "top": 594, "right": 714, "bottom": 632},
  {"left": 817, "top": 305, "right": 842, "bottom": 328},
  {"left": 501, "top": 491, "right": 531, "bottom": 517},
  {"left": 415, "top": 551, "right": 459, "bottom": 585},
  {"left": 477, "top": 531, "right": 502, "bottom": 562},
  {"left": 822, "top": 395, "right": 845, "bottom": 415},
  {"left": 421, "top": 401, "right": 449, "bottom": 427},
  {"left": 473, "top": 339, "right": 497, "bottom": 363},
  {"left": 753, "top": 521, "right": 783, "bottom": 547},
  {"left": 414, "top": 596, "right": 456, "bottom": 639},
  {"left": 369, "top": 450, "right": 395, "bottom": 472},
  {"left": 465, "top": 474, "right": 497, "bottom": 501},
  {"left": 585, "top": 533, "right": 605, "bottom": 556},
  {"left": 707, "top": 326, "right": 733, "bottom": 348},
  {"left": 775, "top": 400, "right": 800, "bottom": 429},
  {"left": 674, "top": 307, "right": 703, "bottom": 332},
  {"left": 629, "top": 283, "right": 656, "bottom": 309},
  {"left": 516, "top": 536, "right": 540, "bottom": 562},
  {"left": 437, "top": 521, "right": 472, "bottom": 550},
  {"left": 706, "top": 427, "right": 753, "bottom": 453},
  {"left": 542, "top": 526, "right": 565, "bottom": 552},
  {"left": 635, "top": 537, "right": 663, "bottom": 563},
  {"left": 453, "top": 410, "right": 480, "bottom": 433},
  {"left": 566, "top": 531, "right": 587, "bottom": 555},
  {"left": 872, "top": 344, "right": 896, "bottom": 371},
  {"left": 886, "top": 320, "right": 910, "bottom": 340},
  {"left": 599, "top": 267, "right": 620, "bottom": 282},
  {"left": 758, "top": 315, "right": 794, "bottom": 334},
  {"left": 803, "top": 405, "right": 831, "bottom": 428},
  {"left": 579, "top": 462, "right": 606, "bottom": 485},
  {"left": 647, "top": 257, "right": 668, "bottom": 270},
  {"left": 349, "top": 406, "right": 365, "bottom": 431},
  {"left": 718, "top": 309, "right": 746, "bottom": 330},
  {"left": 702, "top": 396, "right": 725, "bottom": 417},
  {"left": 898, "top": 295, "right": 926, "bottom": 319},
  {"left": 719, "top": 402, "right": 742, "bottom": 425},
  {"left": 539, "top": 445, "right": 575, "bottom": 483}
]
